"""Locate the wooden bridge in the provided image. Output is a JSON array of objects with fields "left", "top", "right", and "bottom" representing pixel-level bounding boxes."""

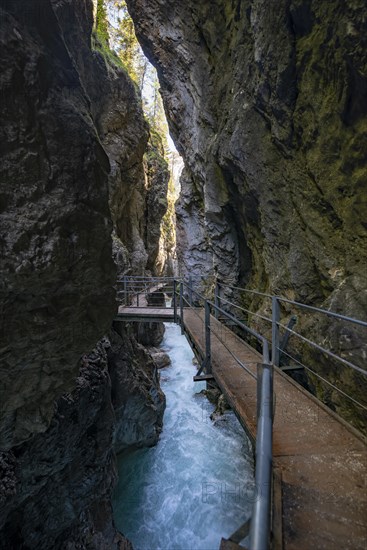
[{"left": 115, "top": 277, "right": 367, "bottom": 550}]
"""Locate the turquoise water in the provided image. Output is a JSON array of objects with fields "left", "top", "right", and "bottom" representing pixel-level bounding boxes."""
[{"left": 113, "top": 323, "right": 254, "bottom": 550}]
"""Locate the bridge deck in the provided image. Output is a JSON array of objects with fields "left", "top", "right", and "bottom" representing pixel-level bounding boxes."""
[
  {"left": 182, "top": 309, "right": 367, "bottom": 550},
  {"left": 116, "top": 306, "right": 174, "bottom": 322}
]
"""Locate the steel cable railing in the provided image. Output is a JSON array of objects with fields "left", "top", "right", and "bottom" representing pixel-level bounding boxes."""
[
  {"left": 118, "top": 275, "right": 366, "bottom": 550},
  {"left": 179, "top": 280, "right": 273, "bottom": 550},
  {"left": 217, "top": 294, "right": 273, "bottom": 325},
  {"left": 276, "top": 320, "right": 367, "bottom": 376},
  {"left": 117, "top": 276, "right": 178, "bottom": 308},
  {"left": 279, "top": 348, "right": 367, "bottom": 411}
]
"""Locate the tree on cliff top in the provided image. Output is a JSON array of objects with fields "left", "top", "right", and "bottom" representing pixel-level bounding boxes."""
[
  {"left": 107, "top": 0, "right": 146, "bottom": 85},
  {"left": 96, "top": 0, "right": 110, "bottom": 45},
  {"left": 107, "top": 0, "right": 168, "bottom": 140}
]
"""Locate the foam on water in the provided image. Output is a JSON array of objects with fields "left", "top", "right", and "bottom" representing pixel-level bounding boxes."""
[{"left": 113, "top": 323, "right": 255, "bottom": 550}]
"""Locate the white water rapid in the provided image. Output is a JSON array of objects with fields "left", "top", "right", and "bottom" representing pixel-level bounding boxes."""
[{"left": 113, "top": 323, "right": 255, "bottom": 550}]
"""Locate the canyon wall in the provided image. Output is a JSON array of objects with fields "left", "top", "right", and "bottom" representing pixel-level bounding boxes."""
[
  {"left": 126, "top": 0, "right": 367, "bottom": 427},
  {"left": 127, "top": 0, "right": 366, "bottom": 312},
  {"left": 0, "top": 0, "right": 166, "bottom": 546}
]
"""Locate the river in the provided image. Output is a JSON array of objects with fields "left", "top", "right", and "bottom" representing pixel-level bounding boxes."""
[{"left": 113, "top": 323, "right": 255, "bottom": 550}]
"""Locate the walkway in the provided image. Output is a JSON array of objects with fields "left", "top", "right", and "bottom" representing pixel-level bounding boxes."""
[
  {"left": 116, "top": 277, "right": 367, "bottom": 550},
  {"left": 117, "top": 306, "right": 174, "bottom": 322},
  {"left": 183, "top": 309, "right": 367, "bottom": 550}
]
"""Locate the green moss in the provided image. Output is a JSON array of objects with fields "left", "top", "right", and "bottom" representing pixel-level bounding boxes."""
[
  {"left": 92, "top": 31, "right": 127, "bottom": 71},
  {"left": 92, "top": 1, "right": 134, "bottom": 75}
]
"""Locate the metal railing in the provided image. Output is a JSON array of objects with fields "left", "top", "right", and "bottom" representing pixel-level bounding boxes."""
[
  {"left": 117, "top": 276, "right": 178, "bottom": 309},
  {"left": 118, "top": 275, "right": 367, "bottom": 550},
  {"left": 212, "top": 280, "right": 367, "bottom": 416},
  {"left": 175, "top": 280, "right": 273, "bottom": 550}
]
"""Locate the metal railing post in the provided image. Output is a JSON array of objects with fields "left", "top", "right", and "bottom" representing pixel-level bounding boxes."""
[
  {"left": 214, "top": 281, "right": 220, "bottom": 319},
  {"left": 123, "top": 276, "right": 127, "bottom": 305},
  {"left": 137, "top": 291, "right": 140, "bottom": 308},
  {"left": 188, "top": 275, "right": 193, "bottom": 306},
  {"left": 279, "top": 314, "right": 297, "bottom": 360},
  {"left": 205, "top": 300, "right": 212, "bottom": 373},
  {"left": 180, "top": 282, "right": 184, "bottom": 334},
  {"left": 250, "top": 363, "right": 273, "bottom": 550},
  {"left": 173, "top": 279, "right": 177, "bottom": 324},
  {"left": 272, "top": 296, "right": 280, "bottom": 367}
]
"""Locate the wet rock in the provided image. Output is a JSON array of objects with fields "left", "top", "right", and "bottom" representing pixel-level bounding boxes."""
[
  {"left": 150, "top": 349, "right": 172, "bottom": 369},
  {"left": 0, "top": 0, "right": 116, "bottom": 450},
  {"left": 127, "top": 0, "right": 367, "bottom": 304},
  {"left": 109, "top": 325, "right": 166, "bottom": 453},
  {"left": 145, "top": 135, "right": 170, "bottom": 274},
  {"left": 201, "top": 387, "right": 221, "bottom": 406},
  {"left": 210, "top": 395, "right": 231, "bottom": 421},
  {"left": 133, "top": 320, "right": 165, "bottom": 347},
  {"left": 0, "top": 0, "right": 168, "bottom": 545},
  {"left": 0, "top": 340, "right": 128, "bottom": 550}
]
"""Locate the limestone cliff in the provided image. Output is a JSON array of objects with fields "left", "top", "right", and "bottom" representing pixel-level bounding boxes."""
[
  {"left": 0, "top": 330, "right": 164, "bottom": 549},
  {"left": 126, "top": 0, "right": 367, "bottom": 427},
  {"left": 127, "top": 0, "right": 366, "bottom": 310},
  {"left": 0, "top": 0, "right": 115, "bottom": 451},
  {"left": 0, "top": 0, "right": 166, "bottom": 546},
  {"left": 145, "top": 133, "right": 170, "bottom": 275},
  {"left": 111, "top": 130, "right": 169, "bottom": 277}
]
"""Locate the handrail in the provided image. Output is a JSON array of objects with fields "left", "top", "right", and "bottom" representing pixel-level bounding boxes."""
[
  {"left": 118, "top": 275, "right": 366, "bottom": 550},
  {"left": 277, "top": 296, "right": 367, "bottom": 327},
  {"left": 179, "top": 280, "right": 273, "bottom": 550},
  {"left": 214, "top": 279, "right": 367, "bottom": 327},
  {"left": 117, "top": 276, "right": 176, "bottom": 307},
  {"left": 180, "top": 281, "right": 270, "bottom": 365},
  {"left": 208, "top": 299, "right": 270, "bottom": 365},
  {"left": 276, "top": 321, "right": 367, "bottom": 376}
]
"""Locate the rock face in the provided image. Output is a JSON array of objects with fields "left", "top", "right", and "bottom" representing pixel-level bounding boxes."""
[
  {"left": 109, "top": 325, "right": 166, "bottom": 454},
  {"left": 0, "top": 0, "right": 115, "bottom": 451},
  {"left": 145, "top": 134, "right": 170, "bottom": 275},
  {"left": 126, "top": 0, "right": 367, "bottom": 426},
  {"left": 0, "top": 341, "right": 123, "bottom": 550},
  {"left": 0, "top": 333, "right": 163, "bottom": 549},
  {"left": 111, "top": 131, "right": 169, "bottom": 278},
  {"left": 0, "top": 0, "right": 167, "bottom": 546},
  {"left": 127, "top": 0, "right": 367, "bottom": 310}
]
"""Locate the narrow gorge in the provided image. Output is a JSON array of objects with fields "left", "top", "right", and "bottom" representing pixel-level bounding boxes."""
[{"left": 0, "top": 0, "right": 366, "bottom": 549}]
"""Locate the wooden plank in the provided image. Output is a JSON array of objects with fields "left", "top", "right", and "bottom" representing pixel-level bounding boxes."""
[
  {"left": 116, "top": 307, "right": 174, "bottom": 323},
  {"left": 272, "top": 467, "right": 283, "bottom": 550},
  {"left": 193, "top": 374, "right": 215, "bottom": 382},
  {"left": 228, "top": 518, "right": 251, "bottom": 544},
  {"left": 182, "top": 309, "right": 367, "bottom": 550}
]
